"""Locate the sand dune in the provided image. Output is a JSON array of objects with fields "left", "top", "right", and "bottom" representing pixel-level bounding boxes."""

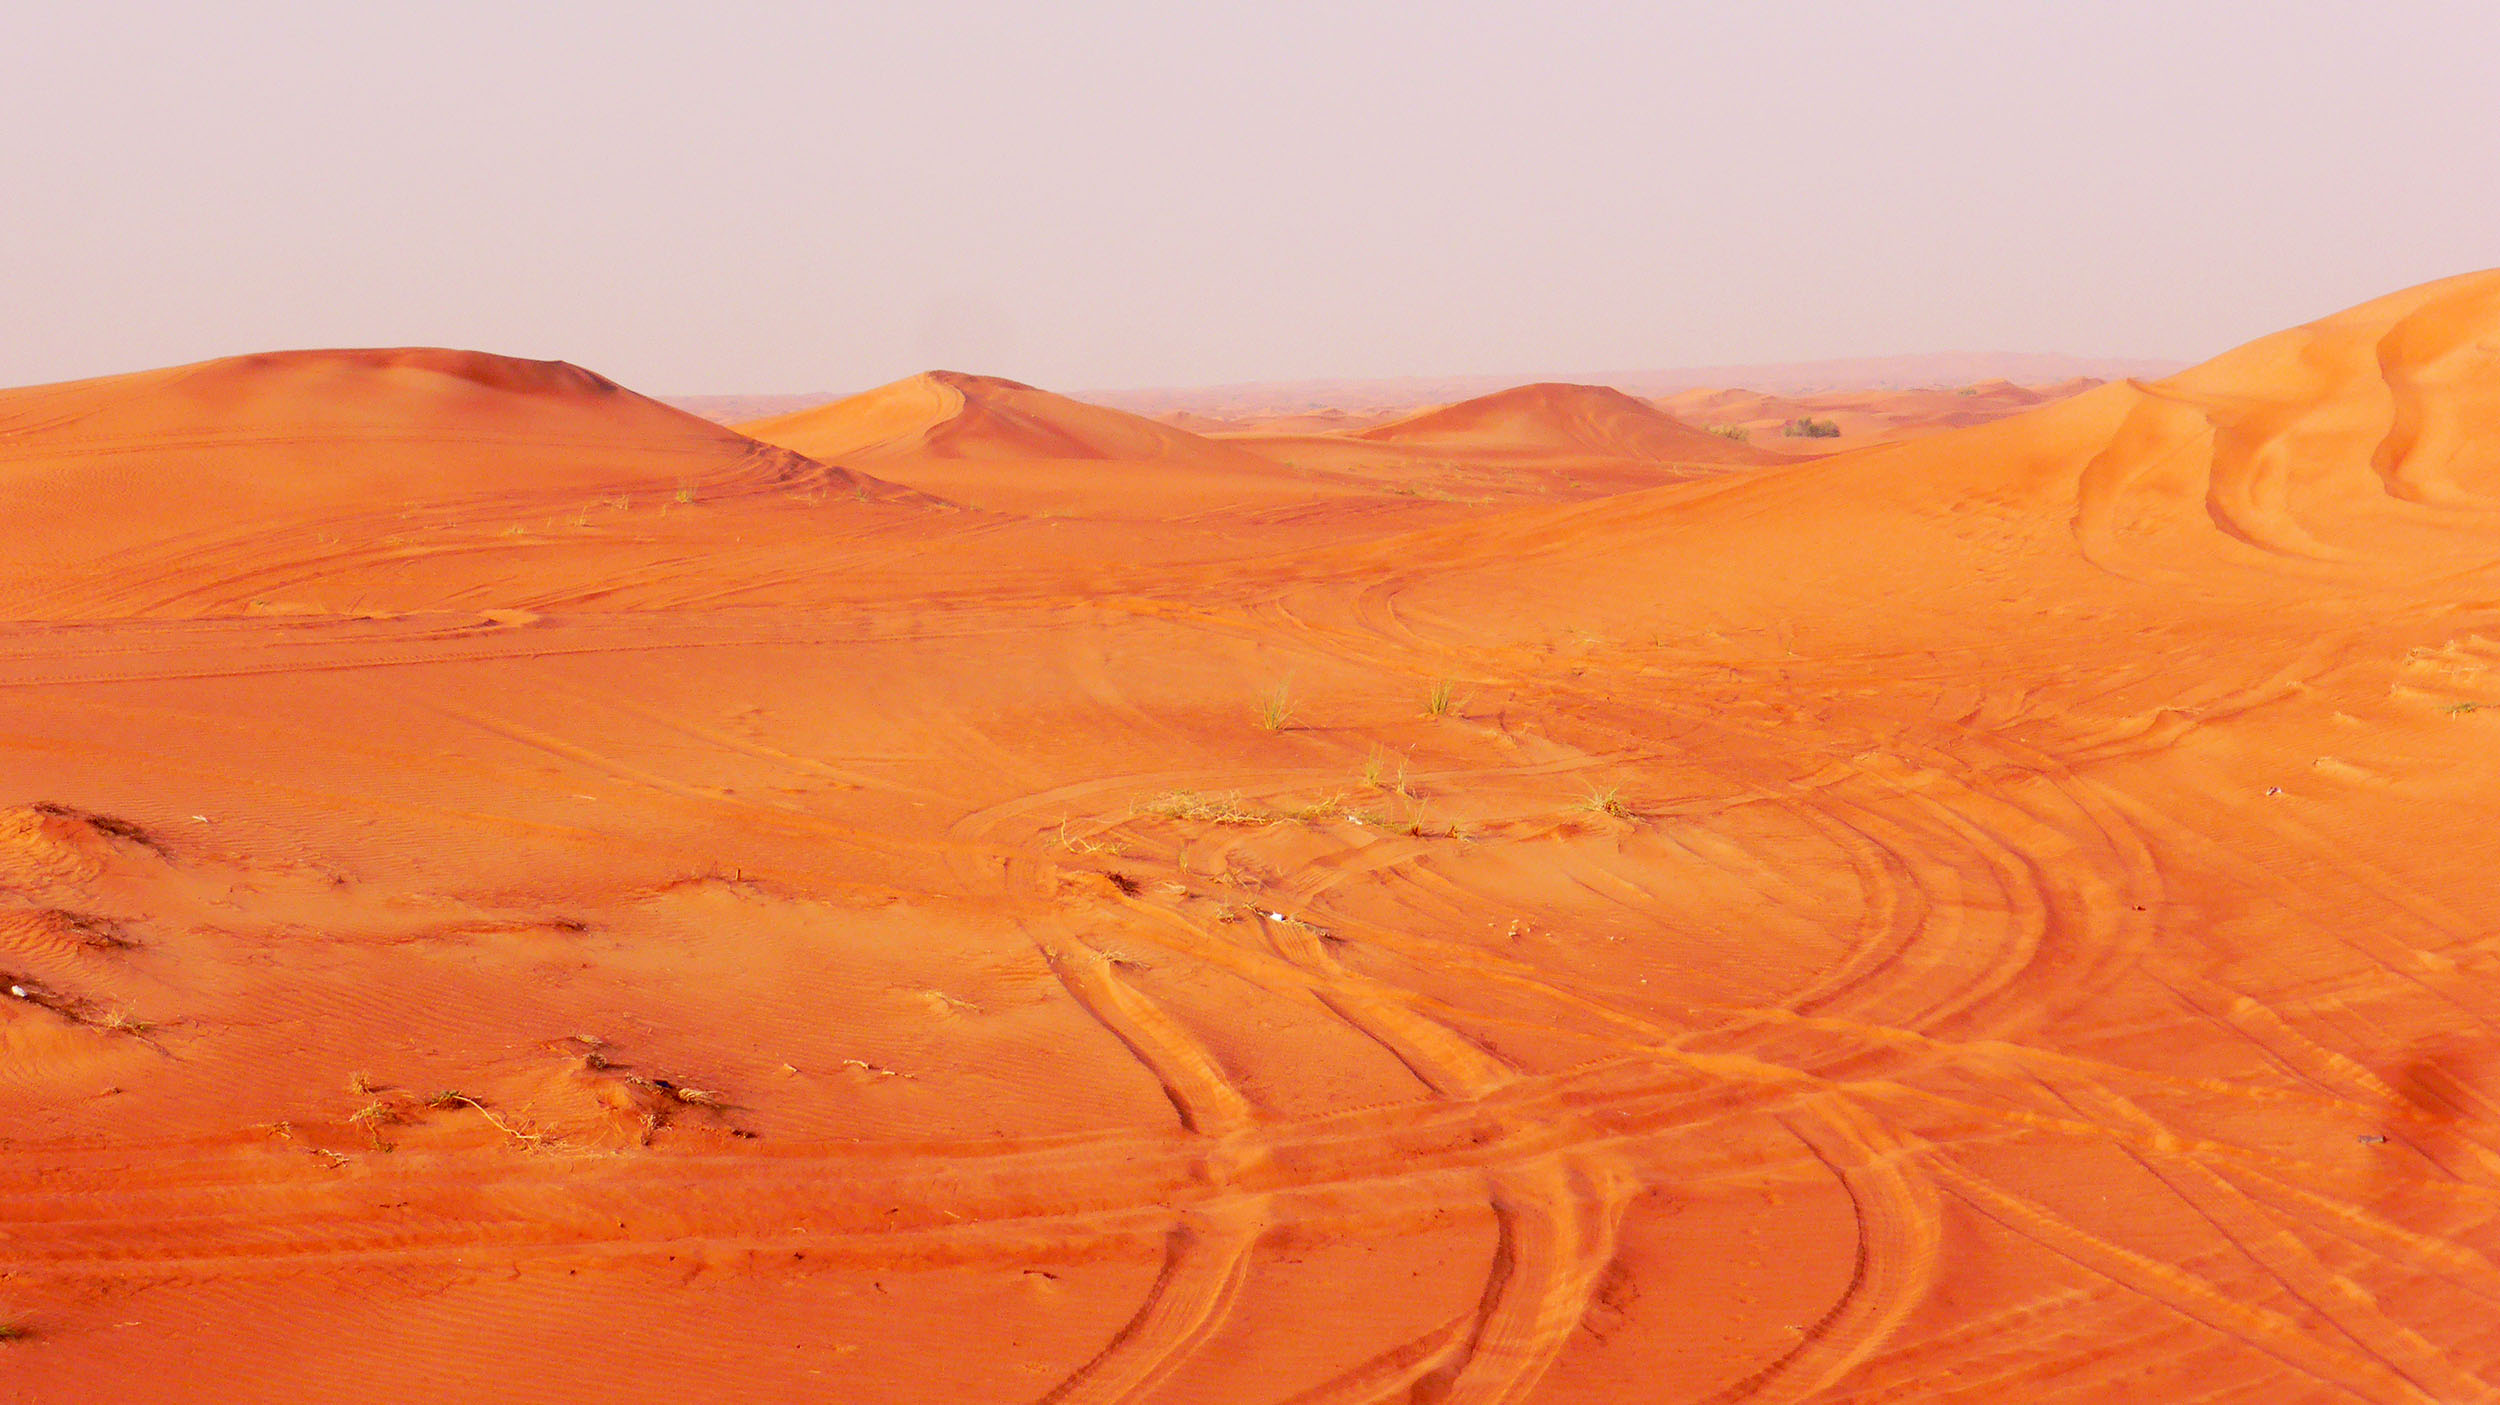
[
  {"left": 1445, "top": 268, "right": 2500, "bottom": 623},
  {"left": 0, "top": 347, "right": 928, "bottom": 618},
  {"left": 1658, "top": 377, "right": 2083, "bottom": 451},
  {"left": 737, "top": 369, "right": 1287, "bottom": 467},
  {"left": 8, "top": 274, "right": 2500, "bottom": 1401},
  {"left": 736, "top": 370, "right": 1336, "bottom": 515},
  {"left": 1084, "top": 351, "right": 2184, "bottom": 423},
  {"left": 1199, "top": 381, "right": 1780, "bottom": 506},
  {"left": 1356, "top": 381, "right": 1773, "bottom": 465}
]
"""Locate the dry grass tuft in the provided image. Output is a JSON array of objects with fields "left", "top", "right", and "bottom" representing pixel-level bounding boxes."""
[
  {"left": 1257, "top": 683, "right": 1297, "bottom": 732},
  {"left": 1360, "top": 750, "right": 1412, "bottom": 796},
  {"left": 98, "top": 1010, "right": 159, "bottom": 1040},
  {"left": 347, "top": 1098, "right": 399, "bottom": 1150},
  {"left": 1283, "top": 792, "right": 1354, "bottom": 823},
  {"left": 429, "top": 1091, "right": 553, "bottom": 1149},
  {"left": 1054, "top": 818, "right": 1124, "bottom": 855},
  {"left": 1575, "top": 786, "right": 1635, "bottom": 820},
  {"left": 1138, "top": 791, "right": 1274, "bottom": 826}
]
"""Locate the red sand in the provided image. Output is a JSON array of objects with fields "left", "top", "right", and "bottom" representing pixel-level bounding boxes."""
[{"left": 5, "top": 274, "right": 2500, "bottom": 1401}]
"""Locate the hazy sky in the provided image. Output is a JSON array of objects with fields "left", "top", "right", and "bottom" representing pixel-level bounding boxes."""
[{"left": 5, "top": 2, "right": 2496, "bottom": 394}]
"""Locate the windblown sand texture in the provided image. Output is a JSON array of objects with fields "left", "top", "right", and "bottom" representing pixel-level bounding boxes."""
[{"left": 6, "top": 273, "right": 2500, "bottom": 1401}]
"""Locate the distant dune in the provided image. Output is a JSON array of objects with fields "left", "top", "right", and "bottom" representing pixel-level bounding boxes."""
[
  {"left": 735, "top": 370, "right": 1333, "bottom": 517},
  {"left": 1353, "top": 382, "right": 1774, "bottom": 465},
  {"left": 1081, "top": 350, "right": 2184, "bottom": 421},
  {"left": 1397, "top": 269, "right": 2500, "bottom": 635},
  {"left": 736, "top": 370, "right": 1271, "bottom": 469},
  {"left": 665, "top": 351, "right": 2182, "bottom": 427},
  {"left": 1659, "top": 377, "right": 2094, "bottom": 452}
]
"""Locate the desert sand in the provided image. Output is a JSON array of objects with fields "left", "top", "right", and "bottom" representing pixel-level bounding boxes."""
[{"left": 5, "top": 272, "right": 2500, "bottom": 1402}]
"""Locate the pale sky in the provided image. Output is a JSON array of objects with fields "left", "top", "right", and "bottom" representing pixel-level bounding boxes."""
[{"left": 4, "top": 2, "right": 2495, "bottom": 395}]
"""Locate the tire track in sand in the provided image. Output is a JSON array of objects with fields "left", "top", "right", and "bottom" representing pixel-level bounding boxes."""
[
  {"left": 1028, "top": 924, "right": 1266, "bottom": 1404},
  {"left": 1926, "top": 1150, "right": 2448, "bottom": 1405},
  {"left": 1701, "top": 1095, "right": 1941, "bottom": 1404}
]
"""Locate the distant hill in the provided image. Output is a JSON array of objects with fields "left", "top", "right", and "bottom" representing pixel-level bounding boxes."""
[
  {"left": 1089, "top": 353, "right": 2185, "bottom": 421},
  {"left": 671, "top": 352, "right": 2183, "bottom": 427}
]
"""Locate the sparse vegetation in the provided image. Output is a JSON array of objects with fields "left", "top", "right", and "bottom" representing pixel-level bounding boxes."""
[
  {"left": 2, "top": 969, "right": 165, "bottom": 1047},
  {"left": 1576, "top": 786, "right": 1635, "bottom": 819},
  {"left": 433, "top": 1092, "right": 553, "bottom": 1149},
  {"left": 98, "top": 1011, "right": 157, "bottom": 1039},
  {"left": 1425, "top": 679, "right": 1461, "bottom": 717},
  {"left": 347, "top": 1098, "right": 398, "bottom": 1150},
  {"left": 1781, "top": 416, "right": 1842, "bottom": 439},
  {"left": 2446, "top": 701, "right": 2483, "bottom": 714},
  {"left": 1707, "top": 423, "right": 1751, "bottom": 442},
  {"left": 0, "top": 1318, "right": 28, "bottom": 1342},
  {"left": 1257, "top": 682, "right": 1297, "bottom": 731},
  {"left": 1360, "top": 749, "right": 1409, "bottom": 795},
  {"left": 674, "top": 477, "right": 700, "bottom": 505},
  {"left": 1054, "top": 817, "right": 1124, "bottom": 855},
  {"left": 1283, "top": 792, "right": 1354, "bottom": 822},
  {"left": 1139, "top": 790, "right": 1274, "bottom": 826}
]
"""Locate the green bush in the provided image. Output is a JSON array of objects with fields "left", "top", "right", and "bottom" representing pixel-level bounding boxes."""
[{"left": 1781, "top": 416, "right": 1841, "bottom": 439}]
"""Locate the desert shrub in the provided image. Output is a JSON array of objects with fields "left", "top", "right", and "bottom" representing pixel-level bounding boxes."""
[
  {"left": 1781, "top": 417, "right": 1841, "bottom": 438},
  {"left": 1707, "top": 424, "right": 1750, "bottom": 442}
]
